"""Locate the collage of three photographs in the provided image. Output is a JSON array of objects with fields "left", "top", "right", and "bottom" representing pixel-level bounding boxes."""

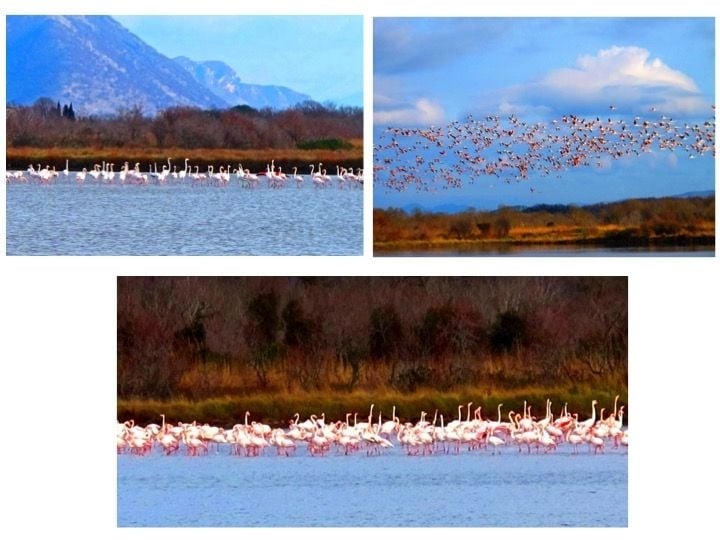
[{"left": 2, "top": 5, "right": 717, "bottom": 535}]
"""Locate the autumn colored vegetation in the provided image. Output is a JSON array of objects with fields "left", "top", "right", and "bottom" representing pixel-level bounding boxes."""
[
  {"left": 118, "top": 277, "right": 627, "bottom": 425},
  {"left": 6, "top": 99, "right": 363, "bottom": 171},
  {"left": 374, "top": 196, "right": 714, "bottom": 252}
]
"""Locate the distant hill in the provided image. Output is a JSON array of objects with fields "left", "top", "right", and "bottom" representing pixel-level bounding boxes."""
[
  {"left": 397, "top": 190, "right": 715, "bottom": 215},
  {"left": 173, "top": 56, "right": 312, "bottom": 110},
  {"left": 6, "top": 15, "right": 315, "bottom": 116},
  {"left": 674, "top": 190, "right": 715, "bottom": 198}
]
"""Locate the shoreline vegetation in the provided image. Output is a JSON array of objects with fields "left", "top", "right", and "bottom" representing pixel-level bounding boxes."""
[
  {"left": 6, "top": 99, "right": 363, "bottom": 171},
  {"left": 118, "top": 277, "right": 628, "bottom": 426},
  {"left": 117, "top": 387, "right": 627, "bottom": 429},
  {"left": 374, "top": 195, "right": 714, "bottom": 253},
  {"left": 6, "top": 142, "right": 363, "bottom": 174}
]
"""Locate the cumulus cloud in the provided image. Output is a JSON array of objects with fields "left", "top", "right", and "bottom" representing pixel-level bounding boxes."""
[
  {"left": 374, "top": 97, "right": 446, "bottom": 126},
  {"left": 544, "top": 46, "right": 698, "bottom": 94},
  {"left": 499, "top": 46, "right": 709, "bottom": 117}
]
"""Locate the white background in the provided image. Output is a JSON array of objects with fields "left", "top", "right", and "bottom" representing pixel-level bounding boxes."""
[{"left": 1, "top": 1, "right": 718, "bottom": 538}]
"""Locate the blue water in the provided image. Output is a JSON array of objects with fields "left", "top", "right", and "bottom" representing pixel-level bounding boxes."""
[
  {"left": 117, "top": 446, "right": 627, "bottom": 527},
  {"left": 6, "top": 181, "right": 363, "bottom": 255}
]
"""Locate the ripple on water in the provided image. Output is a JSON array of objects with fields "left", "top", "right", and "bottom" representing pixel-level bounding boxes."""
[
  {"left": 6, "top": 182, "right": 363, "bottom": 255},
  {"left": 118, "top": 447, "right": 627, "bottom": 527}
]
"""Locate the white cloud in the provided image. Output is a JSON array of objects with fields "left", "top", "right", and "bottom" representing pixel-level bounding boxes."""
[
  {"left": 497, "top": 46, "right": 709, "bottom": 117},
  {"left": 374, "top": 97, "right": 445, "bottom": 126},
  {"left": 544, "top": 46, "right": 698, "bottom": 94}
]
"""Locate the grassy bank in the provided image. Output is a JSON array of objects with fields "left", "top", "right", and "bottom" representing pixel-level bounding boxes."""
[
  {"left": 117, "top": 386, "right": 627, "bottom": 428},
  {"left": 374, "top": 197, "right": 715, "bottom": 253},
  {"left": 374, "top": 226, "right": 715, "bottom": 253},
  {"left": 6, "top": 140, "right": 363, "bottom": 173}
]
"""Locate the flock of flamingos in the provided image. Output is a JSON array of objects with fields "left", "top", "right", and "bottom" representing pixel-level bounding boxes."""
[
  {"left": 374, "top": 106, "right": 715, "bottom": 191},
  {"left": 117, "top": 397, "right": 628, "bottom": 458},
  {"left": 6, "top": 159, "right": 364, "bottom": 189}
]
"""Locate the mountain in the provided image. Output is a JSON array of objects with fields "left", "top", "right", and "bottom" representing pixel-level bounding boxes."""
[
  {"left": 6, "top": 15, "right": 229, "bottom": 116},
  {"left": 675, "top": 190, "right": 715, "bottom": 198},
  {"left": 173, "top": 56, "right": 312, "bottom": 110},
  {"left": 7, "top": 16, "right": 319, "bottom": 116}
]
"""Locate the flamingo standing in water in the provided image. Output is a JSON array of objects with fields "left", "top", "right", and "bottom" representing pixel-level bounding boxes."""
[
  {"left": 75, "top": 168, "right": 87, "bottom": 183},
  {"left": 292, "top": 167, "right": 304, "bottom": 187},
  {"left": 487, "top": 430, "right": 506, "bottom": 454},
  {"left": 310, "top": 164, "right": 325, "bottom": 187}
]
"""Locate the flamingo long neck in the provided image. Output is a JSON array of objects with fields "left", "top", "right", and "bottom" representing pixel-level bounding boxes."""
[
  {"left": 613, "top": 395, "right": 620, "bottom": 417},
  {"left": 497, "top": 404, "right": 503, "bottom": 423},
  {"left": 466, "top": 402, "right": 473, "bottom": 422}
]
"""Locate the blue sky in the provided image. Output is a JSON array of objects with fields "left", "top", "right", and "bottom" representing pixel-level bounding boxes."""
[
  {"left": 114, "top": 16, "right": 363, "bottom": 107},
  {"left": 374, "top": 18, "right": 715, "bottom": 209}
]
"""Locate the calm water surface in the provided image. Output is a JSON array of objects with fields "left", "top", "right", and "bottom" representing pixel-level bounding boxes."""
[
  {"left": 6, "top": 181, "right": 363, "bottom": 255},
  {"left": 117, "top": 447, "right": 627, "bottom": 527}
]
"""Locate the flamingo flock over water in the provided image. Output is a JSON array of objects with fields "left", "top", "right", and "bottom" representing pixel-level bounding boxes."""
[
  {"left": 6, "top": 159, "right": 363, "bottom": 189},
  {"left": 117, "top": 397, "right": 628, "bottom": 458},
  {"left": 374, "top": 106, "right": 715, "bottom": 192}
]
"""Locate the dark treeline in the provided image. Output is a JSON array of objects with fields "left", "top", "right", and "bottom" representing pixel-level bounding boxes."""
[
  {"left": 6, "top": 98, "right": 362, "bottom": 150},
  {"left": 374, "top": 196, "right": 715, "bottom": 246},
  {"left": 118, "top": 277, "right": 627, "bottom": 400}
]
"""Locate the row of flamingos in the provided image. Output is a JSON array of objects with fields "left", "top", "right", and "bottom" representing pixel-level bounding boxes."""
[
  {"left": 117, "top": 397, "right": 627, "bottom": 458},
  {"left": 6, "top": 159, "right": 364, "bottom": 189}
]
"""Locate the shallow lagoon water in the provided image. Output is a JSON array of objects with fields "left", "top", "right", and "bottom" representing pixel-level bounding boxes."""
[
  {"left": 117, "top": 446, "right": 627, "bottom": 527},
  {"left": 6, "top": 181, "right": 363, "bottom": 255}
]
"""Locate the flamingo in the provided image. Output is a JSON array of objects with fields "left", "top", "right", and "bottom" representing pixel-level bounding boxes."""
[
  {"left": 587, "top": 428, "right": 605, "bottom": 454},
  {"left": 380, "top": 405, "right": 398, "bottom": 438},
  {"left": 292, "top": 166, "right": 304, "bottom": 187},
  {"left": 576, "top": 399, "right": 598, "bottom": 434},
  {"left": 310, "top": 164, "right": 325, "bottom": 187},
  {"left": 567, "top": 431, "right": 584, "bottom": 454},
  {"left": 487, "top": 431, "right": 506, "bottom": 454},
  {"left": 446, "top": 404, "right": 464, "bottom": 431},
  {"left": 89, "top": 163, "right": 102, "bottom": 181},
  {"left": 179, "top": 158, "right": 189, "bottom": 180}
]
